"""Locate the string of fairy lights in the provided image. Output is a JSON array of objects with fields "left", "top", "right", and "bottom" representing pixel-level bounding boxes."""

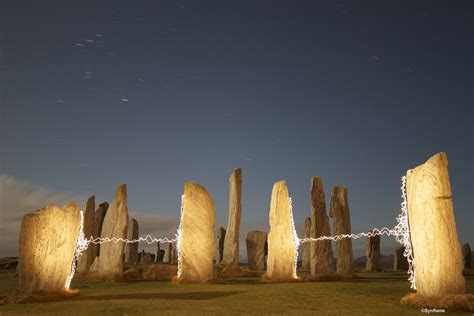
[{"left": 65, "top": 177, "right": 416, "bottom": 290}]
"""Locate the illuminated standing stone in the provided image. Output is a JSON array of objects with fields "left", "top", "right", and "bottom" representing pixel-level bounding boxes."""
[
  {"left": 175, "top": 182, "right": 215, "bottom": 283},
  {"left": 302, "top": 217, "right": 311, "bottom": 270},
  {"left": 406, "top": 152, "right": 465, "bottom": 297},
  {"left": 264, "top": 180, "right": 298, "bottom": 281},
  {"left": 19, "top": 203, "right": 81, "bottom": 294},
  {"left": 77, "top": 196, "right": 96, "bottom": 274},
  {"left": 310, "top": 177, "right": 335, "bottom": 278},
  {"left": 246, "top": 231, "right": 267, "bottom": 271},
  {"left": 94, "top": 202, "right": 109, "bottom": 257},
  {"left": 366, "top": 232, "right": 380, "bottom": 272},
  {"left": 330, "top": 186, "right": 354, "bottom": 277},
  {"left": 222, "top": 168, "right": 242, "bottom": 266},
  {"left": 124, "top": 218, "right": 139, "bottom": 263},
  {"left": 217, "top": 226, "right": 226, "bottom": 263},
  {"left": 96, "top": 184, "right": 129, "bottom": 280}
]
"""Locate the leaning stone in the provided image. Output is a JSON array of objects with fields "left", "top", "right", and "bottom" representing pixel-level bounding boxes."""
[
  {"left": 263, "top": 180, "right": 298, "bottom": 282},
  {"left": 222, "top": 168, "right": 242, "bottom": 266},
  {"left": 124, "top": 218, "right": 139, "bottom": 263},
  {"left": 406, "top": 152, "right": 465, "bottom": 297},
  {"left": 394, "top": 246, "right": 408, "bottom": 271},
  {"left": 19, "top": 203, "right": 81, "bottom": 294},
  {"left": 94, "top": 202, "right": 109, "bottom": 257},
  {"left": 246, "top": 231, "right": 267, "bottom": 271},
  {"left": 302, "top": 217, "right": 311, "bottom": 270},
  {"left": 366, "top": 231, "right": 380, "bottom": 272},
  {"left": 173, "top": 182, "right": 215, "bottom": 283},
  {"left": 77, "top": 196, "right": 96, "bottom": 274},
  {"left": 330, "top": 186, "right": 354, "bottom": 277},
  {"left": 96, "top": 184, "right": 129, "bottom": 281}
]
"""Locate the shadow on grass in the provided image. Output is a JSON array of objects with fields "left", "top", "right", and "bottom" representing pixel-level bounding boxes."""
[{"left": 74, "top": 291, "right": 243, "bottom": 301}]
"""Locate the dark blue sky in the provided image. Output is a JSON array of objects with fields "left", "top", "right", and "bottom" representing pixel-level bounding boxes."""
[{"left": 1, "top": 1, "right": 472, "bottom": 256}]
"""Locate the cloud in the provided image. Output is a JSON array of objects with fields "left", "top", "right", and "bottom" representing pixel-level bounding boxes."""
[{"left": 0, "top": 174, "right": 87, "bottom": 257}]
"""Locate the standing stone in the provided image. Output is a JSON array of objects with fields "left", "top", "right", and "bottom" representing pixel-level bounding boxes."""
[
  {"left": 264, "top": 180, "right": 298, "bottom": 281},
  {"left": 310, "top": 177, "right": 335, "bottom": 278},
  {"left": 19, "top": 203, "right": 81, "bottom": 294},
  {"left": 172, "top": 247, "right": 178, "bottom": 265},
  {"left": 77, "top": 196, "right": 96, "bottom": 274},
  {"left": 165, "top": 243, "right": 173, "bottom": 264},
  {"left": 96, "top": 184, "right": 129, "bottom": 280},
  {"left": 141, "top": 253, "right": 152, "bottom": 264},
  {"left": 174, "top": 182, "right": 215, "bottom": 283},
  {"left": 217, "top": 226, "right": 226, "bottom": 263},
  {"left": 406, "top": 152, "right": 465, "bottom": 296},
  {"left": 94, "top": 202, "right": 109, "bottom": 257},
  {"left": 394, "top": 246, "right": 408, "bottom": 271},
  {"left": 330, "top": 186, "right": 354, "bottom": 277},
  {"left": 155, "top": 243, "right": 161, "bottom": 263},
  {"left": 462, "top": 243, "right": 471, "bottom": 269},
  {"left": 124, "top": 218, "right": 139, "bottom": 263},
  {"left": 222, "top": 168, "right": 242, "bottom": 266},
  {"left": 246, "top": 231, "right": 267, "bottom": 271},
  {"left": 366, "top": 232, "right": 380, "bottom": 272},
  {"left": 302, "top": 217, "right": 311, "bottom": 270},
  {"left": 158, "top": 250, "right": 165, "bottom": 262}
]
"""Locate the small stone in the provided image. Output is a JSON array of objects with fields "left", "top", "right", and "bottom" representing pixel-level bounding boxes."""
[{"left": 246, "top": 231, "right": 267, "bottom": 271}]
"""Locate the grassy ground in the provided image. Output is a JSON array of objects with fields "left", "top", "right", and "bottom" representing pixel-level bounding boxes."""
[{"left": 0, "top": 270, "right": 472, "bottom": 315}]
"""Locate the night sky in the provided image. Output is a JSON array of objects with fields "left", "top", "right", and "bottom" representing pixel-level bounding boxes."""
[{"left": 1, "top": 1, "right": 472, "bottom": 258}]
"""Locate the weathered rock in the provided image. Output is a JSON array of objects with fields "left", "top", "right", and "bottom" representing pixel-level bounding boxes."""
[
  {"left": 174, "top": 182, "right": 215, "bottom": 283},
  {"left": 96, "top": 184, "right": 129, "bottom": 281},
  {"left": 164, "top": 243, "right": 173, "bottom": 264},
  {"left": 222, "top": 168, "right": 242, "bottom": 266},
  {"left": 462, "top": 243, "right": 471, "bottom": 269},
  {"left": 310, "top": 177, "right": 335, "bottom": 278},
  {"left": 366, "top": 232, "right": 380, "bottom": 272},
  {"left": 263, "top": 180, "right": 298, "bottom": 281},
  {"left": 155, "top": 243, "right": 161, "bottom": 263},
  {"left": 77, "top": 196, "right": 96, "bottom": 274},
  {"left": 330, "top": 186, "right": 354, "bottom": 277},
  {"left": 394, "top": 246, "right": 408, "bottom": 271},
  {"left": 141, "top": 253, "right": 153, "bottom": 264},
  {"left": 124, "top": 218, "right": 139, "bottom": 263},
  {"left": 158, "top": 249, "right": 165, "bottom": 262},
  {"left": 302, "top": 217, "right": 311, "bottom": 270},
  {"left": 94, "top": 202, "right": 109, "bottom": 257},
  {"left": 144, "top": 264, "right": 174, "bottom": 280},
  {"left": 217, "top": 226, "right": 226, "bottom": 263},
  {"left": 172, "top": 247, "right": 178, "bottom": 265},
  {"left": 19, "top": 203, "right": 81, "bottom": 294},
  {"left": 246, "top": 231, "right": 267, "bottom": 271},
  {"left": 123, "top": 268, "right": 142, "bottom": 281},
  {"left": 406, "top": 152, "right": 465, "bottom": 296}
]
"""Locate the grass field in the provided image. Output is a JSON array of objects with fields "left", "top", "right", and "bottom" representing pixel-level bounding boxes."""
[{"left": 0, "top": 270, "right": 472, "bottom": 315}]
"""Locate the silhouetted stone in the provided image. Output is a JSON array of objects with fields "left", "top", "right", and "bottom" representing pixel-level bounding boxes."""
[
  {"left": 394, "top": 246, "right": 408, "bottom": 271},
  {"left": 462, "top": 243, "right": 471, "bottom": 269},
  {"left": 330, "top": 186, "right": 354, "bottom": 277},
  {"left": 94, "top": 202, "right": 109, "bottom": 257},
  {"left": 19, "top": 203, "right": 81, "bottom": 294},
  {"left": 246, "top": 231, "right": 267, "bottom": 271},
  {"left": 124, "top": 218, "right": 139, "bottom": 263},
  {"left": 223, "top": 168, "right": 242, "bottom": 266},
  {"left": 366, "top": 232, "right": 380, "bottom": 272},
  {"left": 217, "top": 226, "right": 226, "bottom": 263},
  {"left": 77, "top": 196, "right": 96, "bottom": 274}
]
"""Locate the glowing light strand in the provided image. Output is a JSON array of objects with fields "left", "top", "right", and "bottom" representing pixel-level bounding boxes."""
[
  {"left": 65, "top": 209, "right": 87, "bottom": 290},
  {"left": 176, "top": 194, "right": 184, "bottom": 278},
  {"left": 288, "top": 197, "right": 299, "bottom": 279}
]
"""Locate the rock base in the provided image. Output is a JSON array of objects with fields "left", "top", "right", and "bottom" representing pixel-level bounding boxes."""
[
  {"left": 1, "top": 289, "right": 80, "bottom": 305},
  {"left": 401, "top": 293, "right": 474, "bottom": 312}
]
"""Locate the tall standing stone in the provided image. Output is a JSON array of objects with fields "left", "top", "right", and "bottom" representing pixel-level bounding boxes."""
[
  {"left": 77, "top": 196, "right": 96, "bottom": 274},
  {"left": 310, "top": 177, "right": 335, "bottom": 278},
  {"left": 366, "top": 232, "right": 380, "bottom": 272},
  {"left": 222, "top": 168, "right": 242, "bottom": 266},
  {"left": 96, "top": 184, "right": 129, "bottom": 280},
  {"left": 263, "top": 180, "right": 298, "bottom": 281},
  {"left": 155, "top": 243, "right": 161, "bottom": 263},
  {"left": 217, "top": 226, "right": 226, "bottom": 263},
  {"left": 302, "top": 217, "right": 311, "bottom": 270},
  {"left": 330, "top": 186, "right": 354, "bottom": 277},
  {"left": 19, "top": 203, "right": 81, "bottom": 294},
  {"left": 406, "top": 152, "right": 465, "bottom": 297},
  {"left": 394, "top": 246, "right": 408, "bottom": 271},
  {"left": 165, "top": 243, "right": 173, "bottom": 264},
  {"left": 94, "top": 202, "right": 109, "bottom": 257},
  {"left": 124, "top": 218, "right": 139, "bottom": 263},
  {"left": 174, "top": 182, "right": 215, "bottom": 283},
  {"left": 246, "top": 231, "right": 267, "bottom": 271},
  {"left": 462, "top": 243, "right": 471, "bottom": 269}
]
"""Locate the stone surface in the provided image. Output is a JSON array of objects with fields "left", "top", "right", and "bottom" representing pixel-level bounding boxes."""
[
  {"left": 366, "top": 232, "right": 380, "bottom": 272},
  {"left": 246, "top": 231, "right": 267, "bottom": 271},
  {"left": 155, "top": 243, "right": 161, "bottom": 263},
  {"left": 462, "top": 243, "right": 471, "bottom": 269},
  {"left": 222, "top": 168, "right": 242, "bottom": 266},
  {"left": 141, "top": 253, "right": 153, "bottom": 264},
  {"left": 393, "top": 246, "right": 408, "bottom": 271},
  {"left": 302, "top": 217, "right": 311, "bottom": 270},
  {"left": 264, "top": 180, "right": 298, "bottom": 281},
  {"left": 406, "top": 152, "right": 465, "bottom": 296},
  {"left": 19, "top": 203, "right": 81, "bottom": 294},
  {"left": 158, "top": 249, "right": 165, "bottom": 262},
  {"left": 77, "top": 196, "right": 96, "bottom": 274},
  {"left": 310, "top": 177, "right": 335, "bottom": 278},
  {"left": 96, "top": 184, "right": 129, "bottom": 280},
  {"left": 174, "top": 182, "right": 215, "bottom": 283},
  {"left": 217, "top": 226, "right": 226, "bottom": 264},
  {"left": 164, "top": 243, "right": 173, "bottom": 264},
  {"left": 124, "top": 218, "right": 139, "bottom": 263},
  {"left": 94, "top": 202, "right": 109, "bottom": 257},
  {"left": 330, "top": 186, "right": 354, "bottom": 277}
]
